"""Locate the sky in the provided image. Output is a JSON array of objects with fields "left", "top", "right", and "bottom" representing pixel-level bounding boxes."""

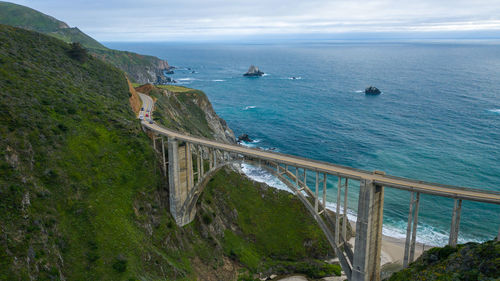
[{"left": 9, "top": 0, "right": 500, "bottom": 41}]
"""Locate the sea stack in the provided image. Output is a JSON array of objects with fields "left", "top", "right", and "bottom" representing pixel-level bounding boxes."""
[
  {"left": 237, "top": 134, "right": 253, "bottom": 142},
  {"left": 365, "top": 86, "right": 381, "bottom": 95},
  {"left": 243, "top": 65, "right": 264, "bottom": 77}
]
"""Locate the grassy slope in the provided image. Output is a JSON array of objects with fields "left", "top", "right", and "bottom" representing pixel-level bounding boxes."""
[
  {"left": 136, "top": 84, "right": 214, "bottom": 138},
  {"left": 0, "top": 24, "right": 166, "bottom": 280},
  {"left": 0, "top": 1, "right": 169, "bottom": 83},
  {"left": 203, "top": 170, "right": 341, "bottom": 279},
  {"left": 0, "top": 1, "right": 105, "bottom": 49},
  {"left": 389, "top": 240, "right": 499, "bottom": 281},
  {"left": 0, "top": 25, "right": 342, "bottom": 280}
]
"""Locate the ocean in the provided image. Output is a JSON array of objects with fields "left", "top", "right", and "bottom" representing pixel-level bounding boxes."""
[{"left": 105, "top": 40, "right": 500, "bottom": 246}]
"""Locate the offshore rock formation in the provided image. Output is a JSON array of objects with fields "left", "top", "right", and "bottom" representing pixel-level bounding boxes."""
[
  {"left": 156, "top": 75, "right": 176, "bottom": 85},
  {"left": 365, "top": 86, "right": 381, "bottom": 95},
  {"left": 237, "top": 134, "right": 253, "bottom": 142},
  {"left": 244, "top": 65, "right": 265, "bottom": 77}
]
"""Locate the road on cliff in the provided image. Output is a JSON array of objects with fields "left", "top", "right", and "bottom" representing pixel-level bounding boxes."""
[
  {"left": 138, "top": 92, "right": 154, "bottom": 122},
  {"left": 137, "top": 92, "right": 500, "bottom": 205}
]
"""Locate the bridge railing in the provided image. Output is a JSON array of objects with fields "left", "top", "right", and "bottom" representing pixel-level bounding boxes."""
[{"left": 143, "top": 121, "right": 500, "bottom": 281}]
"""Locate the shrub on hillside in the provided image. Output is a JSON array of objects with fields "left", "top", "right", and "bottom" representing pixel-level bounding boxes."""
[{"left": 67, "top": 42, "right": 87, "bottom": 62}]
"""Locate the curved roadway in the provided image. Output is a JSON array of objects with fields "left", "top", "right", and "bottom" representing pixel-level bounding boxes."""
[{"left": 138, "top": 93, "right": 500, "bottom": 205}]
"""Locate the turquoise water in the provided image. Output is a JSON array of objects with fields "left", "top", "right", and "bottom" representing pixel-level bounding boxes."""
[{"left": 106, "top": 41, "right": 500, "bottom": 245}]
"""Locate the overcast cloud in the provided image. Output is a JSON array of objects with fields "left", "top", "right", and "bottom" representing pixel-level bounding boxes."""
[{"left": 8, "top": 0, "right": 500, "bottom": 41}]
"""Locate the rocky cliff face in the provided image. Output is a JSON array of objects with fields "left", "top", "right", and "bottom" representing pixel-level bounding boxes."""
[
  {"left": 135, "top": 84, "right": 235, "bottom": 143},
  {"left": 91, "top": 49, "right": 172, "bottom": 84}
]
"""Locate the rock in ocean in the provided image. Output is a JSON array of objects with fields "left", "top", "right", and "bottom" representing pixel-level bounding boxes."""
[
  {"left": 243, "top": 65, "right": 264, "bottom": 77},
  {"left": 237, "top": 134, "right": 253, "bottom": 142},
  {"left": 365, "top": 86, "right": 381, "bottom": 95}
]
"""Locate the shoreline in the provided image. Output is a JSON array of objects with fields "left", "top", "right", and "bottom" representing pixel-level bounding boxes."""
[
  {"left": 240, "top": 162, "right": 435, "bottom": 265},
  {"left": 348, "top": 221, "right": 434, "bottom": 266}
]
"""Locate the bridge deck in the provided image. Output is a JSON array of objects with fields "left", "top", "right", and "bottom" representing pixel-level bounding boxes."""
[{"left": 143, "top": 121, "right": 500, "bottom": 204}]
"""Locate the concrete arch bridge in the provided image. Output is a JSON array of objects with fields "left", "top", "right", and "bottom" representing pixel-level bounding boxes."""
[{"left": 142, "top": 121, "right": 500, "bottom": 281}]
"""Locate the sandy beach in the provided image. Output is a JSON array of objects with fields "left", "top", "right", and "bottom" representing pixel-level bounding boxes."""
[{"left": 348, "top": 221, "right": 433, "bottom": 266}]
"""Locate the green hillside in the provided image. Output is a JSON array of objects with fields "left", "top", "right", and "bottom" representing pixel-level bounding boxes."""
[
  {"left": 0, "top": 25, "right": 341, "bottom": 280},
  {"left": 0, "top": 1, "right": 170, "bottom": 83},
  {"left": 388, "top": 240, "right": 500, "bottom": 281},
  {"left": 0, "top": 1, "right": 106, "bottom": 49}
]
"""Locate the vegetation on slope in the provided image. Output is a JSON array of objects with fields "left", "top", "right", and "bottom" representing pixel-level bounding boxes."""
[
  {"left": 0, "top": 25, "right": 343, "bottom": 280},
  {"left": 389, "top": 240, "right": 500, "bottom": 281},
  {"left": 136, "top": 84, "right": 235, "bottom": 143},
  {"left": 201, "top": 169, "right": 342, "bottom": 279},
  {"left": 0, "top": 1, "right": 171, "bottom": 83},
  {"left": 0, "top": 24, "right": 164, "bottom": 280},
  {"left": 0, "top": 1, "right": 105, "bottom": 49}
]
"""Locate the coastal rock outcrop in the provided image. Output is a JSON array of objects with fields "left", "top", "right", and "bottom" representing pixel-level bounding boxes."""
[
  {"left": 365, "top": 86, "right": 381, "bottom": 95},
  {"left": 243, "top": 65, "right": 264, "bottom": 77},
  {"left": 156, "top": 75, "right": 176, "bottom": 85},
  {"left": 237, "top": 134, "right": 253, "bottom": 143}
]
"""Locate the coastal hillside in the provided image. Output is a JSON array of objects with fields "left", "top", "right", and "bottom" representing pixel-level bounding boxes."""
[
  {"left": 0, "top": 1, "right": 171, "bottom": 83},
  {"left": 0, "top": 25, "right": 342, "bottom": 280},
  {"left": 388, "top": 240, "right": 500, "bottom": 280},
  {"left": 136, "top": 84, "right": 235, "bottom": 143}
]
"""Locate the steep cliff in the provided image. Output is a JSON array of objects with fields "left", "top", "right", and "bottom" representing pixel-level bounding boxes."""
[{"left": 136, "top": 84, "right": 235, "bottom": 143}]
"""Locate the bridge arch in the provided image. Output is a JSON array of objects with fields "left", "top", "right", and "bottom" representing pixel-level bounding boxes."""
[
  {"left": 164, "top": 140, "right": 356, "bottom": 278},
  {"left": 143, "top": 122, "right": 500, "bottom": 281}
]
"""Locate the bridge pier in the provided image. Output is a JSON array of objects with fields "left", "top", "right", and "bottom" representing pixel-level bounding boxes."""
[
  {"left": 352, "top": 180, "right": 384, "bottom": 281},
  {"left": 403, "top": 192, "right": 420, "bottom": 267},
  {"left": 449, "top": 199, "right": 462, "bottom": 246},
  {"left": 168, "top": 138, "right": 196, "bottom": 226}
]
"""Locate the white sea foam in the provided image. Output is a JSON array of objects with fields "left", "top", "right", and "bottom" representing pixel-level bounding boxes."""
[
  {"left": 244, "top": 105, "right": 257, "bottom": 110},
  {"left": 241, "top": 163, "right": 289, "bottom": 191},
  {"left": 355, "top": 90, "right": 364, "bottom": 93},
  {"left": 488, "top": 108, "right": 500, "bottom": 114},
  {"left": 178, "top": 77, "right": 196, "bottom": 81},
  {"left": 239, "top": 162, "right": 483, "bottom": 247},
  {"left": 212, "top": 79, "right": 225, "bottom": 82}
]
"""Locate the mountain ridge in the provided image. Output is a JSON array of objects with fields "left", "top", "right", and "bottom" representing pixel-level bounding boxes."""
[{"left": 0, "top": 1, "right": 171, "bottom": 84}]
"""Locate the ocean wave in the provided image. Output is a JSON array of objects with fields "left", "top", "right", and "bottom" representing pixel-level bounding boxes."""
[
  {"left": 244, "top": 105, "right": 257, "bottom": 110},
  {"left": 241, "top": 163, "right": 289, "bottom": 191},
  {"left": 240, "top": 163, "right": 483, "bottom": 247},
  {"left": 488, "top": 108, "right": 500, "bottom": 114},
  {"left": 212, "top": 79, "right": 225, "bottom": 82},
  {"left": 177, "top": 77, "right": 196, "bottom": 81},
  {"left": 354, "top": 90, "right": 364, "bottom": 93}
]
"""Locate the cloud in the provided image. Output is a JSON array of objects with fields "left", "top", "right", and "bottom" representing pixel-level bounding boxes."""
[{"left": 10, "top": 0, "right": 500, "bottom": 41}]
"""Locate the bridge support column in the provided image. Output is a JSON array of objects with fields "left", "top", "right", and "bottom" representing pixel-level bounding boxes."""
[
  {"left": 185, "top": 143, "right": 194, "bottom": 191},
  {"left": 168, "top": 138, "right": 181, "bottom": 221},
  {"left": 449, "top": 199, "right": 462, "bottom": 247},
  {"left": 168, "top": 138, "right": 196, "bottom": 226},
  {"left": 161, "top": 137, "right": 167, "bottom": 177},
  {"left": 403, "top": 192, "right": 420, "bottom": 267},
  {"left": 352, "top": 180, "right": 384, "bottom": 281}
]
